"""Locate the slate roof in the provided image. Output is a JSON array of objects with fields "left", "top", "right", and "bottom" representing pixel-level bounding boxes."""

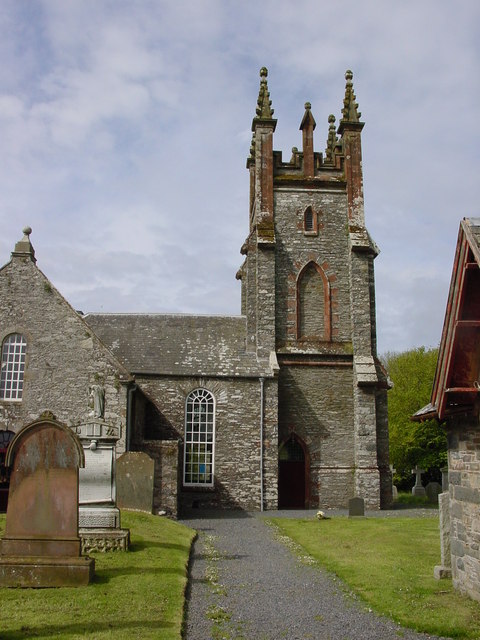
[
  {"left": 84, "top": 313, "right": 268, "bottom": 378},
  {"left": 413, "top": 218, "right": 480, "bottom": 422}
]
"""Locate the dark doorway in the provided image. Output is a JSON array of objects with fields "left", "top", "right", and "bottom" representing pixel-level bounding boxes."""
[
  {"left": 278, "top": 434, "right": 306, "bottom": 509},
  {"left": 0, "top": 430, "right": 14, "bottom": 512}
]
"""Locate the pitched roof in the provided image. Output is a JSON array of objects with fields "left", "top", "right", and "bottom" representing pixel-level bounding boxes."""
[
  {"left": 84, "top": 313, "right": 268, "bottom": 377},
  {"left": 414, "top": 218, "right": 480, "bottom": 422}
]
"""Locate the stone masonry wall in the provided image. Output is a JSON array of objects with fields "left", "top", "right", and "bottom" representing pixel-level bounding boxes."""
[
  {"left": 278, "top": 364, "right": 355, "bottom": 508},
  {"left": 138, "top": 440, "right": 180, "bottom": 518},
  {"left": 447, "top": 416, "right": 480, "bottom": 602},
  {"left": 0, "top": 256, "right": 128, "bottom": 451},
  {"left": 134, "top": 374, "right": 278, "bottom": 512},
  {"left": 274, "top": 189, "right": 352, "bottom": 350}
]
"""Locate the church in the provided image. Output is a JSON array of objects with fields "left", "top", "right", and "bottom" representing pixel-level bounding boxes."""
[{"left": 0, "top": 69, "right": 391, "bottom": 516}]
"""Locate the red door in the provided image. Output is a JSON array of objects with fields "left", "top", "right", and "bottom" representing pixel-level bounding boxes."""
[{"left": 278, "top": 436, "right": 306, "bottom": 509}]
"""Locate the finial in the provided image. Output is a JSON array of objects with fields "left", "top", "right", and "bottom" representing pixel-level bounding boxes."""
[
  {"left": 255, "top": 66, "right": 274, "bottom": 120},
  {"left": 13, "top": 225, "right": 36, "bottom": 263},
  {"left": 325, "top": 114, "right": 338, "bottom": 164},
  {"left": 304, "top": 102, "right": 311, "bottom": 110},
  {"left": 340, "top": 69, "right": 361, "bottom": 123}
]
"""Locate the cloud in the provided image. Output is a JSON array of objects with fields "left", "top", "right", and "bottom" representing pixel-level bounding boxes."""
[{"left": 0, "top": 0, "right": 478, "bottom": 355}]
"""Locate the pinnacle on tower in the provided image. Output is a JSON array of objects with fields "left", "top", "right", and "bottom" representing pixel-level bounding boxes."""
[
  {"left": 254, "top": 67, "right": 275, "bottom": 122},
  {"left": 340, "top": 70, "right": 362, "bottom": 123},
  {"left": 325, "top": 114, "right": 338, "bottom": 164}
]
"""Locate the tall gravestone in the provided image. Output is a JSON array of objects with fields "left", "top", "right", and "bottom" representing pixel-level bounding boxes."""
[
  {"left": 116, "top": 451, "right": 154, "bottom": 513},
  {"left": 0, "top": 417, "right": 94, "bottom": 587}
]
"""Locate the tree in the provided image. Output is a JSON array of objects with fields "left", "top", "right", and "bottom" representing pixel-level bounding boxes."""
[{"left": 382, "top": 347, "right": 447, "bottom": 489}]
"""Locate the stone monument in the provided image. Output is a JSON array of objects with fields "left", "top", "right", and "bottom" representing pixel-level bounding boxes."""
[
  {"left": 0, "top": 417, "right": 94, "bottom": 587},
  {"left": 411, "top": 466, "right": 426, "bottom": 497},
  {"left": 74, "top": 417, "right": 129, "bottom": 552}
]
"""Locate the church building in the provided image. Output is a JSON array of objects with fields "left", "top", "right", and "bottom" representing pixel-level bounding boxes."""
[{"left": 0, "top": 69, "right": 391, "bottom": 516}]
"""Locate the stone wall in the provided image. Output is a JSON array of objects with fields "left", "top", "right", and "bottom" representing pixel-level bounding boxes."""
[
  {"left": 447, "top": 415, "right": 480, "bottom": 602},
  {"left": 133, "top": 374, "right": 278, "bottom": 512},
  {"left": 0, "top": 255, "right": 129, "bottom": 451},
  {"left": 278, "top": 364, "right": 355, "bottom": 508},
  {"left": 138, "top": 440, "right": 180, "bottom": 518}
]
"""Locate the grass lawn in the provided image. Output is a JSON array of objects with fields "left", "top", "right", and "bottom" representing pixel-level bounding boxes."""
[
  {"left": 270, "top": 515, "right": 480, "bottom": 640},
  {"left": 0, "top": 511, "right": 195, "bottom": 640}
]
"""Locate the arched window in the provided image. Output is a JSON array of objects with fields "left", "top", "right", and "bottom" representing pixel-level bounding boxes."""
[
  {"left": 297, "top": 262, "right": 331, "bottom": 341},
  {"left": 304, "top": 206, "right": 314, "bottom": 231},
  {"left": 0, "top": 334, "right": 27, "bottom": 401},
  {"left": 184, "top": 389, "right": 215, "bottom": 486}
]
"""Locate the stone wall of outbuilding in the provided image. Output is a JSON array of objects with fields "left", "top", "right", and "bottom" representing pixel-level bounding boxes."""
[{"left": 447, "top": 415, "right": 480, "bottom": 602}]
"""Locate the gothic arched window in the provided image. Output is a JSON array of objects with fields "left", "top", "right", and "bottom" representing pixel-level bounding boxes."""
[
  {"left": 303, "top": 206, "right": 318, "bottom": 235},
  {"left": 297, "top": 263, "right": 331, "bottom": 341},
  {"left": 0, "top": 334, "right": 27, "bottom": 401},
  {"left": 184, "top": 388, "right": 215, "bottom": 486}
]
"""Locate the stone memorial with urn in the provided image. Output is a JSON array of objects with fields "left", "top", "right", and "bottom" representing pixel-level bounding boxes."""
[{"left": 73, "top": 384, "right": 129, "bottom": 552}]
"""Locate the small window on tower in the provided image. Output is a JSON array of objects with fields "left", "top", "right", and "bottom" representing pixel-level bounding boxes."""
[{"left": 303, "top": 206, "right": 317, "bottom": 235}]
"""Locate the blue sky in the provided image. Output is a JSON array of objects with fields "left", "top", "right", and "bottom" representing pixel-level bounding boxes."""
[{"left": 0, "top": 0, "right": 479, "bottom": 354}]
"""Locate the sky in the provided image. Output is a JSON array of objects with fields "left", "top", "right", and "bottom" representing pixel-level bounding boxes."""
[{"left": 0, "top": 0, "right": 479, "bottom": 355}]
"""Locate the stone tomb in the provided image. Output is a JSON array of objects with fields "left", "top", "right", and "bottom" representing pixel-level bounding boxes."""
[
  {"left": 74, "top": 421, "right": 129, "bottom": 552},
  {"left": 116, "top": 452, "right": 154, "bottom": 513},
  {"left": 0, "top": 418, "right": 94, "bottom": 587}
]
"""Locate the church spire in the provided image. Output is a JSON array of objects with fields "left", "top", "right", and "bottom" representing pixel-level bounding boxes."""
[{"left": 340, "top": 70, "right": 362, "bottom": 124}]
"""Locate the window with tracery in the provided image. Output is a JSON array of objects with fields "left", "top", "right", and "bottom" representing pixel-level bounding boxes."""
[
  {"left": 0, "top": 334, "right": 27, "bottom": 401},
  {"left": 184, "top": 389, "right": 215, "bottom": 486}
]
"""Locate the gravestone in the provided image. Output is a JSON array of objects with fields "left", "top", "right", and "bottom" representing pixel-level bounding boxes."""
[
  {"left": 116, "top": 452, "right": 154, "bottom": 513},
  {"left": 348, "top": 496, "right": 365, "bottom": 517},
  {"left": 74, "top": 419, "right": 129, "bottom": 552},
  {"left": 434, "top": 492, "right": 452, "bottom": 579},
  {"left": 426, "top": 481, "right": 442, "bottom": 504},
  {"left": 390, "top": 464, "right": 398, "bottom": 502},
  {"left": 411, "top": 466, "right": 426, "bottom": 497},
  {"left": 0, "top": 417, "right": 94, "bottom": 587}
]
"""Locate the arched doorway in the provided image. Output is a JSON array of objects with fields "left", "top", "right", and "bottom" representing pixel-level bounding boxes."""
[{"left": 278, "top": 434, "right": 309, "bottom": 509}]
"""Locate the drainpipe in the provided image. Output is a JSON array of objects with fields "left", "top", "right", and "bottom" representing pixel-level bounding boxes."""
[
  {"left": 126, "top": 383, "right": 137, "bottom": 452},
  {"left": 259, "top": 377, "right": 265, "bottom": 512}
]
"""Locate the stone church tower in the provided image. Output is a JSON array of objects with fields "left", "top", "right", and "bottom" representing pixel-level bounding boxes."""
[{"left": 238, "top": 68, "right": 391, "bottom": 509}]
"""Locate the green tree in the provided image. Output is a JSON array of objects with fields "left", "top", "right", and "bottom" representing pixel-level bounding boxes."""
[{"left": 382, "top": 347, "right": 447, "bottom": 489}]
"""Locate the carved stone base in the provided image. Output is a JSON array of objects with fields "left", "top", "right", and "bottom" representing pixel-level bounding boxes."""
[
  {"left": 79, "top": 528, "right": 130, "bottom": 553},
  {"left": 79, "top": 506, "right": 120, "bottom": 529},
  {"left": 0, "top": 555, "right": 95, "bottom": 587}
]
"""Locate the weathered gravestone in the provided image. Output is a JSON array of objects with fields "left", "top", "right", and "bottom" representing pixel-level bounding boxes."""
[
  {"left": 411, "top": 466, "right": 426, "bottom": 497},
  {"left": 434, "top": 492, "right": 452, "bottom": 579},
  {"left": 426, "top": 481, "right": 442, "bottom": 504},
  {"left": 0, "top": 417, "right": 94, "bottom": 587},
  {"left": 441, "top": 466, "right": 449, "bottom": 492},
  {"left": 348, "top": 496, "right": 365, "bottom": 517},
  {"left": 390, "top": 464, "right": 398, "bottom": 502},
  {"left": 74, "top": 420, "right": 129, "bottom": 552},
  {"left": 116, "top": 452, "right": 154, "bottom": 513}
]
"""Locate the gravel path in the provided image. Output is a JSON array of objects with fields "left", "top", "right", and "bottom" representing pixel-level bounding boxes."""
[{"left": 181, "top": 509, "right": 448, "bottom": 640}]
